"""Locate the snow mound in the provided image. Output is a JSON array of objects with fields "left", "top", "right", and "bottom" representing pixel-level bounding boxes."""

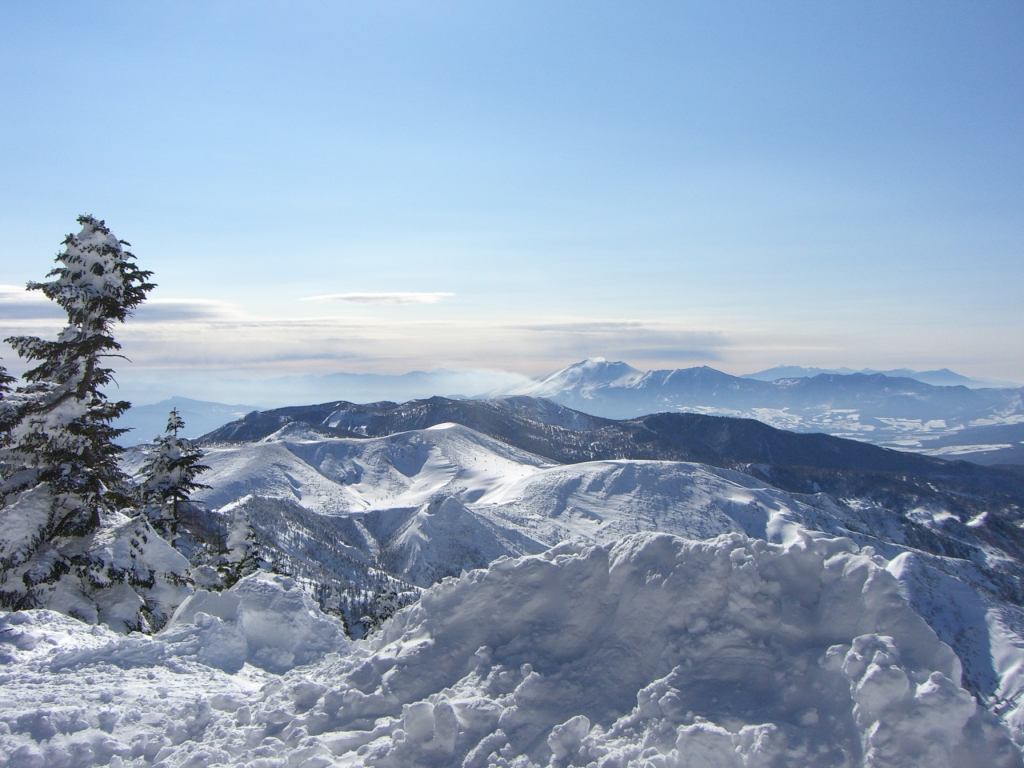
[
  {"left": 302, "top": 531, "right": 1019, "bottom": 767},
  {"left": 38, "top": 572, "right": 348, "bottom": 679},
  {"left": 163, "top": 572, "right": 352, "bottom": 674},
  {"left": 0, "top": 532, "right": 1021, "bottom": 765}
]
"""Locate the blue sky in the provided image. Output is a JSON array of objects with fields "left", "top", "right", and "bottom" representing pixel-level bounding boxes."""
[{"left": 1, "top": 1, "right": 1022, "bottom": 395}]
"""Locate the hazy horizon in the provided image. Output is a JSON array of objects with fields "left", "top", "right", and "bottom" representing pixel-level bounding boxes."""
[{"left": 107, "top": 358, "right": 1023, "bottom": 410}]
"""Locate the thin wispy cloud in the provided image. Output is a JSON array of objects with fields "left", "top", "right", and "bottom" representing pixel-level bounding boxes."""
[
  {"left": 0, "top": 290, "right": 237, "bottom": 325},
  {"left": 301, "top": 292, "right": 454, "bottom": 305},
  {"left": 512, "top": 321, "right": 729, "bottom": 361}
]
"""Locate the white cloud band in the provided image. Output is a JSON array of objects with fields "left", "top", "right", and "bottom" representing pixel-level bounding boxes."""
[{"left": 301, "top": 292, "right": 454, "bottom": 305}]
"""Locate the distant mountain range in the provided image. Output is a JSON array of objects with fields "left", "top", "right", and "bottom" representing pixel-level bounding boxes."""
[
  {"left": 741, "top": 365, "right": 1021, "bottom": 388},
  {"left": 112, "top": 397, "right": 259, "bottom": 446},
  {"left": 496, "top": 358, "right": 1024, "bottom": 465},
  {"left": 118, "top": 359, "right": 1024, "bottom": 463},
  {"left": 115, "top": 368, "right": 530, "bottom": 412}
]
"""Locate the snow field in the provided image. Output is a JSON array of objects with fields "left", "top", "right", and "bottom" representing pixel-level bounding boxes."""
[{"left": 2, "top": 532, "right": 1021, "bottom": 767}]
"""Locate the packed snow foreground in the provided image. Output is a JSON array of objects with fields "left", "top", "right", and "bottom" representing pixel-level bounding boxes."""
[{"left": 2, "top": 531, "right": 1022, "bottom": 767}]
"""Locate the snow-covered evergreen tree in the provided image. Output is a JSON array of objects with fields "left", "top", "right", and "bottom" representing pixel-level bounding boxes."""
[
  {"left": 1, "top": 215, "right": 153, "bottom": 515},
  {"left": 212, "top": 503, "right": 268, "bottom": 588},
  {"left": 0, "top": 216, "right": 190, "bottom": 630},
  {"left": 138, "top": 408, "right": 210, "bottom": 540},
  {"left": 358, "top": 586, "right": 403, "bottom": 635},
  {"left": 0, "top": 361, "right": 15, "bottom": 449}
]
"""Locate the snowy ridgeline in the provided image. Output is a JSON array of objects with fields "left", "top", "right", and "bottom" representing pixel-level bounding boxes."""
[{"left": 2, "top": 532, "right": 1023, "bottom": 768}]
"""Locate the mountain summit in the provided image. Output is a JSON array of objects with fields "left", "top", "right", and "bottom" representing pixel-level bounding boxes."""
[{"left": 504, "top": 357, "right": 643, "bottom": 398}]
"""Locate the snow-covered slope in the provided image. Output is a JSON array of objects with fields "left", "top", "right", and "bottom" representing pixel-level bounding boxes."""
[
  {"left": 0, "top": 491, "right": 192, "bottom": 633},
  {"left": 169, "top": 423, "right": 814, "bottom": 546},
  {"left": 479, "top": 459, "right": 806, "bottom": 545},
  {"left": 2, "top": 533, "right": 1021, "bottom": 766},
  {"left": 182, "top": 423, "right": 554, "bottom": 514},
  {"left": 135, "top": 427, "right": 820, "bottom": 587},
  {"left": 378, "top": 496, "right": 547, "bottom": 587}
]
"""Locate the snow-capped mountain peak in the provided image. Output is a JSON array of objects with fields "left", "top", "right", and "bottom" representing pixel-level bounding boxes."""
[{"left": 506, "top": 357, "right": 644, "bottom": 398}]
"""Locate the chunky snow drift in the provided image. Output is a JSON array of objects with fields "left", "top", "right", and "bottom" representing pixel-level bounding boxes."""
[{"left": 1, "top": 532, "right": 1021, "bottom": 767}]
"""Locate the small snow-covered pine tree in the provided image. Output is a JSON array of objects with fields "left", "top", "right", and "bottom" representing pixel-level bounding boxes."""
[
  {"left": 0, "top": 216, "right": 192, "bottom": 626},
  {"left": 220, "top": 507, "right": 267, "bottom": 588},
  {"left": 0, "top": 362, "right": 15, "bottom": 450},
  {"left": 138, "top": 408, "right": 210, "bottom": 540},
  {"left": 359, "top": 585, "right": 402, "bottom": 635}
]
